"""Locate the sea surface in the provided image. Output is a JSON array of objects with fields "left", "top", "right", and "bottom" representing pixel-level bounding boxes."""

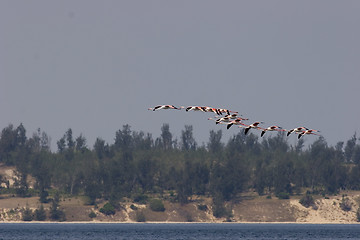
[{"left": 0, "top": 223, "right": 359, "bottom": 240}]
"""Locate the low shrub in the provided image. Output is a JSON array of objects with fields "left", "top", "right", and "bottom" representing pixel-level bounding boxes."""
[
  {"left": 277, "top": 192, "right": 290, "bottom": 199},
  {"left": 212, "top": 203, "right": 227, "bottom": 218},
  {"left": 197, "top": 204, "right": 208, "bottom": 211},
  {"left": 49, "top": 191, "right": 66, "bottom": 221},
  {"left": 22, "top": 206, "right": 33, "bottom": 221},
  {"left": 212, "top": 197, "right": 232, "bottom": 219},
  {"left": 340, "top": 197, "right": 352, "bottom": 211},
  {"left": 50, "top": 208, "right": 66, "bottom": 221},
  {"left": 299, "top": 194, "right": 316, "bottom": 208},
  {"left": 100, "top": 202, "right": 116, "bottom": 215},
  {"left": 149, "top": 199, "right": 165, "bottom": 212},
  {"left": 130, "top": 204, "right": 138, "bottom": 210},
  {"left": 89, "top": 211, "right": 97, "bottom": 218},
  {"left": 34, "top": 205, "right": 47, "bottom": 221},
  {"left": 135, "top": 211, "right": 146, "bottom": 222},
  {"left": 134, "top": 194, "right": 148, "bottom": 204}
]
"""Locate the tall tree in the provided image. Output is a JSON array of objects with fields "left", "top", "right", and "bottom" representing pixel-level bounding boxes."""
[
  {"left": 181, "top": 125, "right": 197, "bottom": 151},
  {"left": 94, "top": 138, "right": 107, "bottom": 159},
  {"left": 31, "top": 151, "right": 52, "bottom": 203},
  {"left": 0, "top": 124, "right": 17, "bottom": 164},
  {"left": 40, "top": 131, "right": 51, "bottom": 151},
  {"left": 16, "top": 123, "right": 27, "bottom": 148},
  {"left": 57, "top": 136, "right": 66, "bottom": 153},
  {"left": 344, "top": 133, "right": 357, "bottom": 162},
  {"left": 66, "top": 128, "right": 75, "bottom": 150},
  {"left": 160, "top": 124, "right": 173, "bottom": 150},
  {"left": 335, "top": 141, "right": 345, "bottom": 162},
  {"left": 295, "top": 138, "right": 305, "bottom": 153},
  {"left": 208, "top": 130, "right": 223, "bottom": 154},
  {"left": 114, "top": 124, "right": 133, "bottom": 151},
  {"left": 75, "top": 134, "right": 87, "bottom": 152},
  {"left": 352, "top": 145, "right": 360, "bottom": 164}
]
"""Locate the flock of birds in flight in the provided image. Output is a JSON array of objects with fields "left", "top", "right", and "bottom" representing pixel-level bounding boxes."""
[{"left": 148, "top": 105, "right": 320, "bottom": 139}]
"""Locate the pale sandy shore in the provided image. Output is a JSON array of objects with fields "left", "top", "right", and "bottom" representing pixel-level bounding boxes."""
[
  {"left": 1, "top": 221, "right": 360, "bottom": 224},
  {"left": 1, "top": 190, "right": 359, "bottom": 224}
]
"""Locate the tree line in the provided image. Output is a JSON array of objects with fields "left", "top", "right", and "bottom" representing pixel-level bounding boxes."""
[{"left": 1, "top": 123, "right": 360, "bottom": 207}]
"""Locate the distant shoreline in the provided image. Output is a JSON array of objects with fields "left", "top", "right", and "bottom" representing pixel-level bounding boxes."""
[
  {"left": 1, "top": 190, "right": 359, "bottom": 223},
  {"left": 1, "top": 221, "right": 360, "bottom": 224}
]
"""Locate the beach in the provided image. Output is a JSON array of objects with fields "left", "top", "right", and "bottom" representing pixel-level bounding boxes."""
[{"left": 1, "top": 191, "right": 359, "bottom": 224}]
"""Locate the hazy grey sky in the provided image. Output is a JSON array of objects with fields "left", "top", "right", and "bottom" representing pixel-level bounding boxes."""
[{"left": 1, "top": 0, "right": 359, "bottom": 150}]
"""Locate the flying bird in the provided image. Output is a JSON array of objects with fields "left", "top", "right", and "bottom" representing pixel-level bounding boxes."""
[
  {"left": 148, "top": 105, "right": 181, "bottom": 111},
  {"left": 287, "top": 127, "right": 309, "bottom": 136},
  {"left": 202, "top": 106, "right": 221, "bottom": 115},
  {"left": 217, "top": 108, "right": 238, "bottom": 115},
  {"left": 226, "top": 117, "right": 250, "bottom": 129},
  {"left": 241, "top": 121, "right": 264, "bottom": 135},
  {"left": 148, "top": 104, "right": 321, "bottom": 140},
  {"left": 260, "top": 126, "right": 284, "bottom": 137},
  {"left": 185, "top": 106, "right": 206, "bottom": 112},
  {"left": 298, "top": 129, "right": 321, "bottom": 139},
  {"left": 208, "top": 114, "right": 240, "bottom": 125}
]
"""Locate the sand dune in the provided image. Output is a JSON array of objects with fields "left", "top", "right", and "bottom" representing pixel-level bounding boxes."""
[{"left": 1, "top": 192, "right": 359, "bottom": 223}]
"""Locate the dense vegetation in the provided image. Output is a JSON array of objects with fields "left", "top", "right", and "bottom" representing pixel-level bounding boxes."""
[{"left": 1, "top": 123, "right": 360, "bottom": 208}]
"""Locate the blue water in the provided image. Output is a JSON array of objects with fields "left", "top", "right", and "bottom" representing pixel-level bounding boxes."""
[{"left": 0, "top": 223, "right": 359, "bottom": 240}]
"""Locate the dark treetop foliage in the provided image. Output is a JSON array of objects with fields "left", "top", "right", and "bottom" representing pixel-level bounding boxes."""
[{"left": 0, "top": 123, "right": 359, "bottom": 205}]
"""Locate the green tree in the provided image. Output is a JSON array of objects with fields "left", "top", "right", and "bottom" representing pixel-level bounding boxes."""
[
  {"left": 335, "top": 141, "right": 345, "bottom": 162},
  {"left": 94, "top": 137, "right": 111, "bottom": 159},
  {"left": 83, "top": 166, "right": 102, "bottom": 205},
  {"left": 136, "top": 156, "right": 156, "bottom": 192},
  {"left": 212, "top": 193, "right": 230, "bottom": 218},
  {"left": 273, "top": 156, "right": 293, "bottom": 195},
  {"left": 181, "top": 125, "right": 197, "bottom": 151},
  {"left": 13, "top": 170, "right": 29, "bottom": 197},
  {"left": 30, "top": 151, "right": 52, "bottom": 203},
  {"left": 149, "top": 198, "right": 165, "bottom": 212},
  {"left": 16, "top": 123, "right": 27, "bottom": 148},
  {"left": 174, "top": 164, "right": 193, "bottom": 204},
  {"left": 50, "top": 192, "right": 66, "bottom": 221},
  {"left": 114, "top": 124, "right": 133, "bottom": 151},
  {"left": 348, "top": 163, "right": 360, "bottom": 189},
  {"left": 344, "top": 133, "right": 356, "bottom": 162},
  {"left": 0, "top": 124, "right": 19, "bottom": 164},
  {"left": 22, "top": 204, "right": 33, "bottom": 221},
  {"left": 306, "top": 136, "right": 328, "bottom": 190},
  {"left": 100, "top": 202, "right": 116, "bottom": 215},
  {"left": 75, "top": 134, "right": 87, "bottom": 153},
  {"left": 133, "top": 131, "right": 153, "bottom": 150},
  {"left": 40, "top": 130, "right": 51, "bottom": 151},
  {"left": 160, "top": 124, "right": 173, "bottom": 150},
  {"left": 267, "top": 132, "right": 288, "bottom": 153},
  {"left": 208, "top": 130, "right": 223, "bottom": 154},
  {"left": 352, "top": 144, "right": 360, "bottom": 164},
  {"left": 57, "top": 136, "right": 66, "bottom": 153},
  {"left": 66, "top": 128, "right": 75, "bottom": 150},
  {"left": 192, "top": 160, "right": 209, "bottom": 195},
  {"left": 34, "top": 204, "right": 47, "bottom": 221},
  {"left": 254, "top": 158, "right": 271, "bottom": 195},
  {"left": 295, "top": 138, "right": 305, "bottom": 153}
]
